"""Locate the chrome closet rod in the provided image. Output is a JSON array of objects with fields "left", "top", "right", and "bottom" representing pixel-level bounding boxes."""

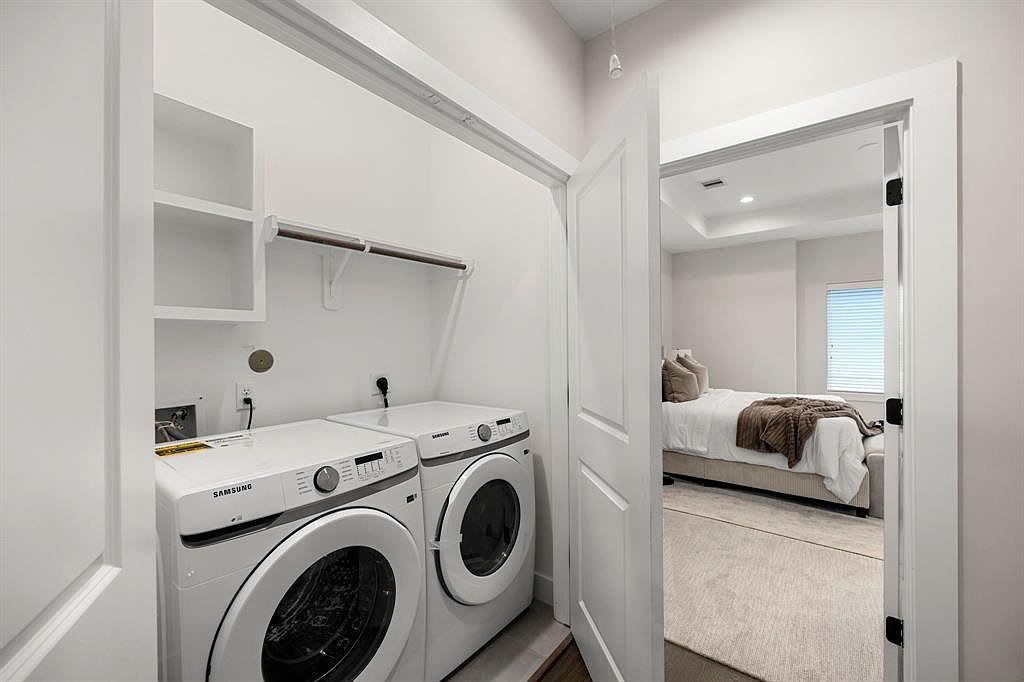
[{"left": 275, "top": 227, "right": 468, "bottom": 271}]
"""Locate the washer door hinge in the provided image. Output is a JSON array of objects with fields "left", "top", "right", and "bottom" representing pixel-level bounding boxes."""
[
  {"left": 886, "top": 177, "right": 903, "bottom": 206},
  {"left": 885, "top": 616, "right": 904, "bottom": 647}
]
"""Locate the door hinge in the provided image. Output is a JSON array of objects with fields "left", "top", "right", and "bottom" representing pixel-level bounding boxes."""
[
  {"left": 886, "top": 397, "right": 903, "bottom": 426},
  {"left": 886, "top": 177, "right": 903, "bottom": 206},
  {"left": 885, "top": 616, "right": 904, "bottom": 647}
]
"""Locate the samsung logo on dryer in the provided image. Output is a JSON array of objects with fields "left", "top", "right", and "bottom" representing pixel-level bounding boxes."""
[
  {"left": 212, "top": 483, "right": 252, "bottom": 499},
  {"left": 431, "top": 431, "right": 450, "bottom": 439}
]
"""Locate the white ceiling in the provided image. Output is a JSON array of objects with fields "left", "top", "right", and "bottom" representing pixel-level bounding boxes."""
[
  {"left": 660, "top": 126, "right": 885, "bottom": 252},
  {"left": 549, "top": 0, "right": 665, "bottom": 41}
]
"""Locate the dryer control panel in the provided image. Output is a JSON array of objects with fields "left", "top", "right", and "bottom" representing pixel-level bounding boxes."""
[{"left": 417, "top": 410, "right": 528, "bottom": 460}]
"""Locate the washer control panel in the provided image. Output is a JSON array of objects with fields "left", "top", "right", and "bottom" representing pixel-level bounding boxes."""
[{"left": 287, "top": 440, "right": 417, "bottom": 505}]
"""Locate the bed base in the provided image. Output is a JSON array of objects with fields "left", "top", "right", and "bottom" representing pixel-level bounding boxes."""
[{"left": 663, "top": 449, "right": 873, "bottom": 516}]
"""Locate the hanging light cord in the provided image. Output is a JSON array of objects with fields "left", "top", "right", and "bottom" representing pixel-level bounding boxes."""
[{"left": 610, "top": 0, "right": 618, "bottom": 56}]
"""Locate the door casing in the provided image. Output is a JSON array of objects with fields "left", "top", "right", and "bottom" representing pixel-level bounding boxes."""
[{"left": 648, "top": 60, "right": 960, "bottom": 681}]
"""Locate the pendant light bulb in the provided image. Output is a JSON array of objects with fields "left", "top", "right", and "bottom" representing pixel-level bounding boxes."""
[
  {"left": 609, "top": 53, "right": 623, "bottom": 79},
  {"left": 608, "top": 0, "right": 622, "bottom": 80}
]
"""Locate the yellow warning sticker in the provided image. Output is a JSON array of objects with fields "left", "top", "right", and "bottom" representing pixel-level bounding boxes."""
[{"left": 155, "top": 441, "right": 212, "bottom": 457}]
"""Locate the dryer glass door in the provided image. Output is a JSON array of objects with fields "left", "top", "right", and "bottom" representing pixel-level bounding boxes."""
[
  {"left": 436, "top": 453, "right": 535, "bottom": 605},
  {"left": 209, "top": 508, "right": 420, "bottom": 682},
  {"left": 460, "top": 479, "right": 520, "bottom": 577}
]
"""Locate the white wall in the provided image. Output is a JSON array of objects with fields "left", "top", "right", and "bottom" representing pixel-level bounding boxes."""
[
  {"left": 154, "top": 1, "right": 557, "bottom": 587},
  {"left": 589, "top": 5, "right": 1024, "bottom": 676},
  {"left": 797, "top": 232, "right": 884, "bottom": 421},
  {"left": 154, "top": 0, "right": 438, "bottom": 432},
  {"left": 670, "top": 240, "right": 797, "bottom": 392},
  {"left": 356, "top": 0, "right": 585, "bottom": 158}
]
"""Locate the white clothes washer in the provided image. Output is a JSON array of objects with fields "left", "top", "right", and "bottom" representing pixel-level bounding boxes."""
[
  {"left": 155, "top": 419, "right": 426, "bottom": 682},
  {"left": 327, "top": 402, "right": 535, "bottom": 681}
]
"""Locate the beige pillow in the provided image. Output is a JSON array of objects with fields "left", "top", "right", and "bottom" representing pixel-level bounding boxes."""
[
  {"left": 678, "top": 354, "right": 709, "bottom": 394},
  {"left": 662, "top": 358, "right": 700, "bottom": 402}
]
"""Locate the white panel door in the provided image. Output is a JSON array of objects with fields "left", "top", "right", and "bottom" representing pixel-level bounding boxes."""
[
  {"left": 882, "top": 122, "right": 905, "bottom": 682},
  {"left": 0, "top": 2, "right": 156, "bottom": 680},
  {"left": 567, "top": 74, "right": 663, "bottom": 682}
]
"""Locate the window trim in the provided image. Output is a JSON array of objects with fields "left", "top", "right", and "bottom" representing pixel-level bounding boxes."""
[{"left": 825, "top": 279, "right": 884, "bottom": 396}]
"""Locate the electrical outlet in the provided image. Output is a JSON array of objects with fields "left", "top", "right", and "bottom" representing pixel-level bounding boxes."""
[
  {"left": 369, "top": 372, "right": 390, "bottom": 406},
  {"left": 236, "top": 382, "right": 255, "bottom": 411},
  {"left": 369, "top": 372, "right": 387, "bottom": 395}
]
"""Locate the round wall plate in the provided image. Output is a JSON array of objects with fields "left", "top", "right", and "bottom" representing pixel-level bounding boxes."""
[{"left": 248, "top": 349, "right": 274, "bottom": 373}]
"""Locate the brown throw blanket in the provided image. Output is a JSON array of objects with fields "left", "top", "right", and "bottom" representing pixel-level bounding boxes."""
[{"left": 736, "top": 397, "right": 882, "bottom": 468}]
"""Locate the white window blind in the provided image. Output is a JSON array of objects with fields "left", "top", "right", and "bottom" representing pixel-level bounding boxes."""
[{"left": 826, "top": 284, "right": 884, "bottom": 394}]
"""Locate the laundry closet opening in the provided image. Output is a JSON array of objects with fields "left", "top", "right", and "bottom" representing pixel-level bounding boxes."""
[{"left": 152, "top": 2, "right": 563, "bottom": 680}]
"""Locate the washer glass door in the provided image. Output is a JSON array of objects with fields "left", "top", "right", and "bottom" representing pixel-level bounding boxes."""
[
  {"left": 436, "top": 453, "right": 535, "bottom": 605},
  {"left": 262, "top": 545, "right": 395, "bottom": 682},
  {"left": 209, "top": 508, "right": 421, "bottom": 682}
]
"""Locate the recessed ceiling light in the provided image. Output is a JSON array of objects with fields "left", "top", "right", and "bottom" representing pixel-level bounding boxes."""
[{"left": 739, "top": 195, "right": 755, "bottom": 204}]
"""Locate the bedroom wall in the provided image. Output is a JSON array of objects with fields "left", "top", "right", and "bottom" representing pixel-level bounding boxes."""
[
  {"left": 588, "top": 4, "right": 1024, "bottom": 677},
  {"left": 797, "top": 232, "right": 884, "bottom": 421},
  {"left": 670, "top": 240, "right": 797, "bottom": 393}
]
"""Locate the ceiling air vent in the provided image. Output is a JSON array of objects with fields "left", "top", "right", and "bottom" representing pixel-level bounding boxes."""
[{"left": 699, "top": 177, "right": 727, "bottom": 189}]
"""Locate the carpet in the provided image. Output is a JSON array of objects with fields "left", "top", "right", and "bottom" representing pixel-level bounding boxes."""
[{"left": 663, "top": 481, "right": 883, "bottom": 682}]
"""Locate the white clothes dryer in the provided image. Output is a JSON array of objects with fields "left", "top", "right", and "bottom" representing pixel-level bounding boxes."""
[
  {"left": 327, "top": 402, "right": 535, "bottom": 681},
  {"left": 155, "top": 419, "right": 426, "bottom": 682}
]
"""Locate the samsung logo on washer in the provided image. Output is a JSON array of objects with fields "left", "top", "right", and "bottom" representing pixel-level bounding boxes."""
[
  {"left": 431, "top": 431, "right": 450, "bottom": 439},
  {"left": 212, "top": 483, "right": 253, "bottom": 499}
]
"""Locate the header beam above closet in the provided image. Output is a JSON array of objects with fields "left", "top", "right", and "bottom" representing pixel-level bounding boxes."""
[{"left": 209, "top": 0, "right": 577, "bottom": 188}]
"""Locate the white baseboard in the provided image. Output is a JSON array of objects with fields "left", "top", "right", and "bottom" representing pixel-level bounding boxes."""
[{"left": 533, "top": 572, "right": 554, "bottom": 605}]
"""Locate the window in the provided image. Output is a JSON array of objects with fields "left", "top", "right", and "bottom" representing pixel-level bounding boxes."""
[{"left": 826, "top": 282, "right": 884, "bottom": 394}]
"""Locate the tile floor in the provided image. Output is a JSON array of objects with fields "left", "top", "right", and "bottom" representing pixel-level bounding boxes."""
[{"left": 444, "top": 600, "right": 570, "bottom": 682}]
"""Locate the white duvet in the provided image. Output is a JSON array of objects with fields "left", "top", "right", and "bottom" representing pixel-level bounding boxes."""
[{"left": 662, "top": 388, "right": 868, "bottom": 503}]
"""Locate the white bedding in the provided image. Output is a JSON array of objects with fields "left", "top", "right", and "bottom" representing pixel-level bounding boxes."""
[{"left": 662, "top": 388, "right": 868, "bottom": 503}]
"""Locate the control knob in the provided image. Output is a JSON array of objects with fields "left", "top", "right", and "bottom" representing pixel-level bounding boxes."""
[
  {"left": 314, "top": 465, "right": 340, "bottom": 493},
  {"left": 477, "top": 424, "right": 492, "bottom": 442}
]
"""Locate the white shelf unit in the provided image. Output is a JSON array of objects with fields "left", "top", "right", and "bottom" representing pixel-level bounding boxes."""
[{"left": 153, "top": 93, "right": 265, "bottom": 321}]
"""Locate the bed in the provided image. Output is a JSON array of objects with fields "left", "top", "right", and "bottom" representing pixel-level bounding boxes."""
[{"left": 662, "top": 388, "right": 884, "bottom": 515}]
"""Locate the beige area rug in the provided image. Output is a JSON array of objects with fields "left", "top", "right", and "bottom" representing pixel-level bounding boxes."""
[
  {"left": 663, "top": 480, "right": 883, "bottom": 559},
  {"left": 663, "top": 481, "right": 883, "bottom": 682}
]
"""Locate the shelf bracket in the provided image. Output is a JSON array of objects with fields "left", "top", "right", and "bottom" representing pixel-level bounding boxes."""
[{"left": 322, "top": 250, "right": 353, "bottom": 310}]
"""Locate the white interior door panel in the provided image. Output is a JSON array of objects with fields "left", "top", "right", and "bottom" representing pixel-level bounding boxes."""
[
  {"left": 566, "top": 74, "right": 663, "bottom": 682},
  {"left": 0, "top": 2, "right": 155, "bottom": 679}
]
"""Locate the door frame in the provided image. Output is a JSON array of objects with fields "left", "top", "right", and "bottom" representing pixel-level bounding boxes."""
[
  {"left": 653, "top": 59, "right": 960, "bottom": 681},
  {"left": 189, "top": 3, "right": 959, "bottom": 677}
]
